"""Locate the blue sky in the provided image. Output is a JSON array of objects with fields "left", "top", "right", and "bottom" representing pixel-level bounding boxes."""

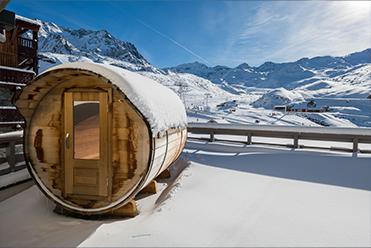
[{"left": 7, "top": 1, "right": 371, "bottom": 68}]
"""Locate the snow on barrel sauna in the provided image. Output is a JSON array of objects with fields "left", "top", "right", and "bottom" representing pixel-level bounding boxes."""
[{"left": 15, "top": 62, "right": 187, "bottom": 217}]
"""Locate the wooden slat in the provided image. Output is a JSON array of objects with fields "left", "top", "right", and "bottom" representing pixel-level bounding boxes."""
[
  {"left": 63, "top": 92, "right": 73, "bottom": 195},
  {"left": 99, "top": 91, "right": 109, "bottom": 196}
]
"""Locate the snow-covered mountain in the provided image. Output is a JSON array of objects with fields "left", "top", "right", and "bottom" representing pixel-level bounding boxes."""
[
  {"left": 36, "top": 20, "right": 158, "bottom": 72},
  {"left": 35, "top": 20, "right": 234, "bottom": 97},
  {"left": 166, "top": 49, "right": 371, "bottom": 91},
  {"left": 167, "top": 50, "right": 370, "bottom": 127},
  {"left": 29, "top": 19, "right": 371, "bottom": 128}
]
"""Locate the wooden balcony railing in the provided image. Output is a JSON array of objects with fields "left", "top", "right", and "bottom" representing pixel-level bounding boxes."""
[
  {"left": 0, "top": 65, "right": 35, "bottom": 84},
  {"left": 0, "top": 37, "right": 37, "bottom": 70},
  {"left": 17, "top": 37, "right": 37, "bottom": 58}
]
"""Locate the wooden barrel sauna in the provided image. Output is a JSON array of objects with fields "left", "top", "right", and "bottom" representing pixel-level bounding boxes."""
[{"left": 15, "top": 62, "right": 187, "bottom": 216}]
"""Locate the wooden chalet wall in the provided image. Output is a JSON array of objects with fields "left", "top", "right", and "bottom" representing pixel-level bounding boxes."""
[
  {"left": 0, "top": 16, "right": 39, "bottom": 73},
  {"left": 0, "top": 14, "right": 40, "bottom": 131}
]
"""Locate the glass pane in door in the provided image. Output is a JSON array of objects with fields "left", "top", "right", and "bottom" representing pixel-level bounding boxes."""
[{"left": 73, "top": 101, "right": 100, "bottom": 159}]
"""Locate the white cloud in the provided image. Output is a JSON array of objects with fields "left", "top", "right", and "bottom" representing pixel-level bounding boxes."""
[
  {"left": 213, "top": 1, "right": 371, "bottom": 66},
  {"left": 268, "top": 2, "right": 371, "bottom": 61}
]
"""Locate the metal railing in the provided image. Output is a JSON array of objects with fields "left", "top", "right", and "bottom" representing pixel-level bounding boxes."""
[
  {"left": 0, "top": 130, "right": 25, "bottom": 176},
  {"left": 187, "top": 123, "right": 371, "bottom": 153},
  {"left": 1, "top": 123, "right": 369, "bottom": 177}
]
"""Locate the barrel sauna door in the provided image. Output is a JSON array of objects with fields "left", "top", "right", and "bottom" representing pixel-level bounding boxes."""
[{"left": 63, "top": 91, "right": 110, "bottom": 199}]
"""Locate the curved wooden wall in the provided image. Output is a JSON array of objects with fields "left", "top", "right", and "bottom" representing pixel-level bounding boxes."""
[{"left": 16, "top": 68, "right": 187, "bottom": 215}]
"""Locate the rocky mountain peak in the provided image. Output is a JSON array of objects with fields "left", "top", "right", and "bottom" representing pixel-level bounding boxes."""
[{"left": 37, "top": 20, "right": 156, "bottom": 72}]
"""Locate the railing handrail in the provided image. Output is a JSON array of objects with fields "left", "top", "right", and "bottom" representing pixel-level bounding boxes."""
[
  {"left": 0, "top": 130, "right": 25, "bottom": 176},
  {"left": 17, "top": 36, "right": 35, "bottom": 42},
  {"left": 187, "top": 122, "right": 371, "bottom": 152},
  {"left": 0, "top": 130, "right": 23, "bottom": 142},
  {"left": 17, "top": 37, "right": 37, "bottom": 48},
  {"left": 188, "top": 123, "right": 371, "bottom": 139},
  {"left": 0, "top": 65, "right": 36, "bottom": 74},
  {"left": 188, "top": 123, "right": 371, "bottom": 135}
]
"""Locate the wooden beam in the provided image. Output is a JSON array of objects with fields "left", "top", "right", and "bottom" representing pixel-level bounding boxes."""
[
  {"left": 11, "top": 27, "right": 17, "bottom": 42},
  {"left": 156, "top": 168, "right": 171, "bottom": 179},
  {"left": 17, "top": 28, "right": 29, "bottom": 36},
  {"left": 15, "top": 19, "right": 40, "bottom": 31},
  {"left": 111, "top": 200, "right": 138, "bottom": 218},
  {"left": 138, "top": 180, "right": 157, "bottom": 195},
  {"left": 54, "top": 200, "right": 139, "bottom": 218}
]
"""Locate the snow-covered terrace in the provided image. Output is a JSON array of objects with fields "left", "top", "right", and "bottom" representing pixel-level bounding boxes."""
[{"left": 0, "top": 139, "right": 370, "bottom": 247}]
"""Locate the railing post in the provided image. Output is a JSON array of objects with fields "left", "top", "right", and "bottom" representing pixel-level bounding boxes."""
[
  {"left": 353, "top": 138, "right": 359, "bottom": 153},
  {"left": 293, "top": 135, "right": 299, "bottom": 149},
  {"left": 6, "top": 141, "right": 16, "bottom": 172},
  {"left": 209, "top": 132, "right": 215, "bottom": 142},
  {"left": 247, "top": 133, "right": 252, "bottom": 145}
]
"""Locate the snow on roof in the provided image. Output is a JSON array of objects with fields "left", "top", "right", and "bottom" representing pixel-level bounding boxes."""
[
  {"left": 44, "top": 62, "right": 187, "bottom": 136},
  {"left": 15, "top": 15, "right": 40, "bottom": 27}
]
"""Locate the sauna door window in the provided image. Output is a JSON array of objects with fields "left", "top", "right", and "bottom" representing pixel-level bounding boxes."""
[
  {"left": 63, "top": 91, "right": 110, "bottom": 199},
  {"left": 73, "top": 100, "right": 100, "bottom": 160}
]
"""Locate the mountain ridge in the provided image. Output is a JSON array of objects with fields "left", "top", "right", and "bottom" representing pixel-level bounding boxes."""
[
  {"left": 34, "top": 18, "right": 370, "bottom": 100},
  {"left": 165, "top": 48, "right": 371, "bottom": 88}
]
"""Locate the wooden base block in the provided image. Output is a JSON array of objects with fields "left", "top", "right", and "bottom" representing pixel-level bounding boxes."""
[
  {"left": 138, "top": 180, "right": 157, "bottom": 195},
  {"left": 53, "top": 200, "right": 138, "bottom": 219},
  {"left": 156, "top": 168, "right": 171, "bottom": 179},
  {"left": 110, "top": 200, "right": 138, "bottom": 218}
]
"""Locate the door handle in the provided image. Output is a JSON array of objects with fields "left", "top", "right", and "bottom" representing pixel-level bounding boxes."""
[{"left": 65, "top": 133, "right": 70, "bottom": 149}]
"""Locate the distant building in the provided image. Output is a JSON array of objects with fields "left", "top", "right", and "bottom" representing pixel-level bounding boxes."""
[
  {"left": 0, "top": 10, "right": 40, "bottom": 130},
  {"left": 273, "top": 105, "right": 287, "bottom": 112},
  {"left": 274, "top": 100, "right": 329, "bottom": 113},
  {"left": 0, "top": 11, "right": 39, "bottom": 76},
  {"left": 288, "top": 101, "right": 329, "bottom": 113}
]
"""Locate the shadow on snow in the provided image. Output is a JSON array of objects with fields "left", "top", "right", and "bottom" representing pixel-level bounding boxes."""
[{"left": 185, "top": 140, "right": 371, "bottom": 191}]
